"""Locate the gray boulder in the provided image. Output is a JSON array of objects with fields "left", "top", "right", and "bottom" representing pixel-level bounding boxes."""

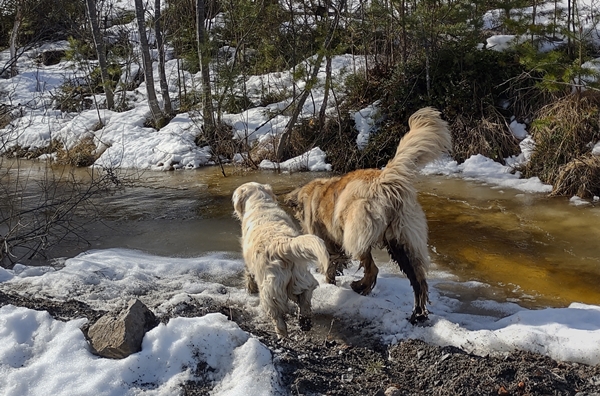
[{"left": 87, "top": 299, "right": 158, "bottom": 359}]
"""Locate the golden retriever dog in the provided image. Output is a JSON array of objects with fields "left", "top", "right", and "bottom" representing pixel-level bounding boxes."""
[
  {"left": 232, "top": 182, "right": 330, "bottom": 338},
  {"left": 285, "top": 107, "right": 452, "bottom": 323}
]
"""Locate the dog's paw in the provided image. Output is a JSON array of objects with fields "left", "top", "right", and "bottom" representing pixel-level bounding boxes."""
[
  {"left": 408, "top": 309, "right": 429, "bottom": 325},
  {"left": 298, "top": 316, "right": 312, "bottom": 331},
  {"left": 350, "top": 280, "right": 374, "bottom": 296}
]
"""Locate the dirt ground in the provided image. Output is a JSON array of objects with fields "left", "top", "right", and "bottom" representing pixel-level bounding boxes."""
[{"left": 2, "top": 290, "right": 600, "bottom": 396}]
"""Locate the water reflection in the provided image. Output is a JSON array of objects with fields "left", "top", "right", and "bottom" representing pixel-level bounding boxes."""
[{"left": 416, "top": 176, "right": 600, "bottom": 308}]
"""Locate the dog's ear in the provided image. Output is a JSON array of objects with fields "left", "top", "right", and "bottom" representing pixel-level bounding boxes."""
[
  {"left": 262, "top": 183, "right": 278, "bottom": 202},
  {"left": 232, "top": 185, "right": 247, "bottom": 218}
]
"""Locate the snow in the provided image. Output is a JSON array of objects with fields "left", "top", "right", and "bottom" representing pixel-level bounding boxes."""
[
  {"left": 2, "top": 248, "right": 600, "bottom": 395},
  {"left": 0, "top": 305, "right": 280, "bottom": 396},
  {"left": 423, "top": 154, "right": 552, "bottom": 194},
  {"left": 259, "top": 147, "right": 331, "bottom": 172},
  {"left": 593, "top": 141, "right": 600, "bottom": 156},
  {"left": 509, "top": 119, "right": 527, "bottom": 140},
  {"left": 354, "top": 102, "right": 381, "bottom": 150},
  {"left": 2, "top": 1, "right": 600, "bottom": 394}
]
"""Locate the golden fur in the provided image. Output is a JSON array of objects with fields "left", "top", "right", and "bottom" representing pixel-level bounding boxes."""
[
  {"left": 285, "top": 107, "right": 452, "bottom": 323},
  {"left": 233, "top": 182, "right": 330, "bottom": 338}
]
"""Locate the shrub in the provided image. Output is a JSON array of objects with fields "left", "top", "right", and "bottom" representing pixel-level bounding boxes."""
[
  {"left": 53, "top": 78, "right": 93, "bottom": 112},
  {"left": 520, "top": 92, "right": 600, "bottom": 197},
  {"left": 551, "top": 155, "right": 600, "bottom": 198}
]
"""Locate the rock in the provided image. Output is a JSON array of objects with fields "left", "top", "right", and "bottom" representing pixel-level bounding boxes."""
[
  {"left": 38, "top": 50, "right": 66, "bottom": 66},
  {"left": 384, "top": 386, "right": 401, "bottom": 396},
  {"left": 87, "top": 299, "right": 158, "bottom": 359}
]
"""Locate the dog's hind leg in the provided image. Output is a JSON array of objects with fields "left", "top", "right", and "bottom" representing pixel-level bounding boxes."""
[
  {"left": 261, "top": 269, "right": 291, "bottom": 338},
  {"left": 350, "top": 249, "right": 379, "bottom": 296},
  {"left": 264, "top": 298, "right": 288, "bottom": 339},
  {"left": 385, "top": 239, "right": 429, "bottom": 323},
  {"left": 245, "top": 270, "right": 259, "bottom": 294},
  {"left": 287, "top": 265, "right": 318, "bottom": 332}
]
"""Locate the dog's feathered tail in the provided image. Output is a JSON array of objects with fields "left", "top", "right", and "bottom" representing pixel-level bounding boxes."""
[
  {"left": 275, "top": 235, "right": 329, "bottom": 289},
  {"left": 380, "top": 107, "right": 452, "bottom": 184}
]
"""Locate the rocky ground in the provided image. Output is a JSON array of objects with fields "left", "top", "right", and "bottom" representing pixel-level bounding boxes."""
[{"left": 1, "top": 290, "right": 600, "bottom": 396}]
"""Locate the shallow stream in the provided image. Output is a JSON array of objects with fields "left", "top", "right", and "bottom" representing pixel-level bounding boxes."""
[{"left": 4, "top": 161, "right": 600, "bottom": 311}]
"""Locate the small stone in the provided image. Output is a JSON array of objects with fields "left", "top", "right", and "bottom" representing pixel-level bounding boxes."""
[{"left": 384, "top": 386, "right": 401, "bottom": 396}]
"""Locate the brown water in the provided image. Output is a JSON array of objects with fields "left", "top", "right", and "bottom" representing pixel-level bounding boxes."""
[
  {"left": 416, "top": 177, "right": 600, "bottom": 309},
  {"left": 3, "top": 161, "right": 600, "bottom": 309}
]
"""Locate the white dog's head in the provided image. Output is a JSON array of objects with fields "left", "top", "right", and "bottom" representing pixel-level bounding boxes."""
[{"left": 232, "top": 182, "right": 278, "bottom": 219}]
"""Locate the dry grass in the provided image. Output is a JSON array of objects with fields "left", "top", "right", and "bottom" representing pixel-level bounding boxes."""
[
  {"left": 56, "top": 136, "right": 97, "bottom": 167},
  {"left": 551, "top": 155, "right": 600, "bottom": 198},
  {"left": 450, "top": 106, "right": 521, "bottom": 164},
  {"left": 520, "top": 92, "right": 600, "bottom": 197},
  {"left": 248, "top": 135, "right": 279, "bottom": 166},
  {"left": 0, "top": 105, "right": 12, "bottom": 130}
]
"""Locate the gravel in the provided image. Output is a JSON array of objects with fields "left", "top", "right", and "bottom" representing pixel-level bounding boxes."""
[{"left": 2, "top": 290, "right": 599, "bottom": 396}]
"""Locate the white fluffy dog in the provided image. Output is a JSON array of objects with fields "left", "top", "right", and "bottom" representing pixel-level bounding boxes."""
[{"left": 232, "top": 182, "right": 330, "bottom": 338}]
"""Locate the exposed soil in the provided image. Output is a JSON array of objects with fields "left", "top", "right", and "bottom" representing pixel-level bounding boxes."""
[{"left": 2, "top": 290, "right": 600, "bottom": 396}]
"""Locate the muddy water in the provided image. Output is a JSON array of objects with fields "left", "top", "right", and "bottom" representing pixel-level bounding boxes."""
[
  {"left": 4, "top": 161, "right": 600, "bottom": 309},
  {"left": 32, "top": 165, "right": 323, "bottom": 261}
]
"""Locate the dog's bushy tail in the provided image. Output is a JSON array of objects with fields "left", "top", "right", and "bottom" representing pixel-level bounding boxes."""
[
  {"left": 277, "top": 235, "right": 330, "bottom": 277},
  {"left": 381, "top": 107, "right": 452, "bottom": 183}
]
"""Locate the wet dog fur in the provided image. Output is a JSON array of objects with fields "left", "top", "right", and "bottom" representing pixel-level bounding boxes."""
[
  {"left": 233, "top": 182, "right": 330, "bottom": 338},
  {"left": 285, "top": 107, "right": 452, "bottom": 323}
]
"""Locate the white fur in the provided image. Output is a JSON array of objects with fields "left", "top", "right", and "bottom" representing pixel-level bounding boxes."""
[{"left": 232, "top": 182, "right": 329, "bottom": 338}]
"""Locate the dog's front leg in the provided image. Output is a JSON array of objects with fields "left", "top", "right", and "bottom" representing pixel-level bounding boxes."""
[
  {"left": 350, "top": 249, "right": 379, "bottom": 295},
  {"left": 290, "top": 291, "right": 313, "bottom": 332}
]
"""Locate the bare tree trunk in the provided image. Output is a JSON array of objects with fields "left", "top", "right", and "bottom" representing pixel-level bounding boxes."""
[
  {"left": 398, "top": 0, "right": 405, "bottom": 64},
  {"left": 9, "top": 2, "right": 22, "bottom": 77},
  {"left": 277, "top": 8, "right": 340, "bottom": 161},
  {"left": 85, "top": 0, "right": 115, "bottom": 110},
  {"left": 318, "top": 55, "right": 332, "bottom": 129},
  {"left": 531, "top": 0, "right": 537, "bottom": 44},
  {"left": 567, "top": 0, "right": 571, "bottom": 55},
  {"left": 196, "top": 0, "right": 216, "bottom": 141},
  {"left": 553, "top": 0, "right": 558, "bottom": 38},
  {"left": 275, "top": 53, "right": 325, "bottom": 161},
  {"left": 134, "top": 0, "right": 164, "bottom": 126},
  {"left": 154, "top": 0, "right": 173, "bottom": 115}
]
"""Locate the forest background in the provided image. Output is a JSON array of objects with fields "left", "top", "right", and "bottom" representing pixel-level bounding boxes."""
[{"left": 2, "top": 0, "right": 600, "bottom": 264}]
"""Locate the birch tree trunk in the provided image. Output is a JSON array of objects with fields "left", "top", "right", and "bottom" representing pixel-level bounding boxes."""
[
  {"left": 9, "top": 1, "right": 22, "bottom": 77},
  {"left": 134, "top": 0, "right": 164, "bottom": 126},
  {"left": 154, "top": 0, "right": 172, "bottom": 115},
  {"left": 196, "top": 0, "right": 216, "bottom": 142},
  {"left": 85, "top": 0, "right": 115, "bottom": 110}
]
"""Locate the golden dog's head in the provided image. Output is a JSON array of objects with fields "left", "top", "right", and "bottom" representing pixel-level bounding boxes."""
[{"left": 232, "top": 182, "right": 277, "bottom": 219}]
